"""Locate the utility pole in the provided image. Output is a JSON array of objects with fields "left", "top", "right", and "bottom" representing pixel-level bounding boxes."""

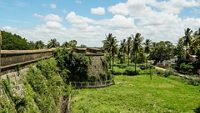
[{"left": 0, "top": 30, "right": 2, "bottom": 76}]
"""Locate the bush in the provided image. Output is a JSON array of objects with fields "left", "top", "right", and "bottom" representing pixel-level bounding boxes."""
[
  {"left": 54, "top": 48, "right": 90, "bottom": 82},
  {"left": 124, "top": 69, "right": 139, "bottom": 76},
  {"left": 111, "top": 66, "right": 140, "bottom": 76},
  {"left": 180, "top": 63, "right": 194, "bottom": 74},
  {"left": 156, "top": 69, "right": 174, "bottom": 77},
  {"left": 194, "top": 104, "right": 200, "bottom": 113},
  {"left": 184, "top": 77, "right": 200, "bottom": 86},
  {"left": 123, "top": 67, "right": 139, "bottom": 75},
  {"left": 113, "top": 64, "right": 128, "bottom": 68}
]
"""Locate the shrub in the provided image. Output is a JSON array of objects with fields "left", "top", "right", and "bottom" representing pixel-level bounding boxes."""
[
  {"left": 194, "top": 104, "right": 200, "bottom": 113},
  {"left": 113, "top": 64, "right": 128, "bottom": 68},
  {"left": 54, "top": 48, "right": 90, "bottom": 82},
  {"left": 184, "top": 77, "right": 200, "bottom": 86},
  {"left": 180, "top": 63, "right": 194, "bottom": 74},
  {"left": 124, "top": 67, "right": 140, "bottom": 76},
  {"left": 124, "top": 70, "right": 139, "bottom": 76},
  {"left": 156, "top": 69, "right": 174, "bottom": 77}
]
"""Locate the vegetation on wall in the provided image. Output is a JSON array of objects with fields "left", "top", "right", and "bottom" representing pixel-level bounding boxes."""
[{"left": 0, "top": 58, "right": 70, "bottom": 113}]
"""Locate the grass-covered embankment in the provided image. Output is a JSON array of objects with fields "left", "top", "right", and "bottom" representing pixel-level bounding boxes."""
[{"left": 71, "top": 75, "right": 200, "bottom": 113}]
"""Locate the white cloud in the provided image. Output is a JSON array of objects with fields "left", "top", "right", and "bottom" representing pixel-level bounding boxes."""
[
  {"left": 34, "top": 13, "right": 62, "bottom": 22},
  {"left": 44, "top": 14, "right": 62, "bottom": 22},
  {"left": 66, "top": 12, "right": 94, "bottom": 28},
  {"left": 50, "top": 3, "right": 56, "bottom": 9},
  {"left": 91, "top": 7, "right": 105, "bottom": 15},
  {"left": 152, "top": 0, "right": 200, "bottom": 14},
  {"left": 75, "top": 0, "right": 82, "bottom": 4},
  {"left": 2, "top": 0, "right": 200, "bottom": 47},
  {"left": 108, "top": 3, "right": 129, "bottom": 16}
]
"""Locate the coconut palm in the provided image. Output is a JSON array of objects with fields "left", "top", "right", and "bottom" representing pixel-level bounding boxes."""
[
  {"left": 132, "top": 33, "right": 143, "bottom": 73},
  {"left": 118, "top": 43, "right": 123, "bottom": 64},
  {"left": 144, "top": 39, "right": 151, "bottom": 67},
  {"left": 121, "top": 39, "right": 126, "bottom": 63},
  {"left": 47, "top": 38, "right": 60, "bottom": 48},
  {"left": 118, "top": 39, "right": 126, "bottom": 63},
  {"left": 126, "top": 37, "right": 132, "bottom": 66},
  {"left": 183, "top": 28, "right": 193, "bottom": 54},
  {"left": 191, "top": 28, "right": 200, "bottom": 53},
  {"left": 103, "top": 33, "right": 118, "bottom": 70}
]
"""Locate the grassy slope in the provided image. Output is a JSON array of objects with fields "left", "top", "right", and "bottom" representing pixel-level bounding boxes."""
[{"left": 71, "top": 75, "right": 200, "bottom": 113}]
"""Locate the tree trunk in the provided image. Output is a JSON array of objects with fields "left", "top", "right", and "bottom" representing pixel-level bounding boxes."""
[
  {"left": 112, "top": 54, "right": 114, "bottom": 71},
  {"left": 128, "top": 52, "right": 130, "bottom": 66},
  {"left": 123, "top": 53, "right": 125, "bottom": 64},
  {"left": 135, "top": 53, "right": 137, "bottom": 73},
  {"left": 110, "top": 57, "right": 112, "bottom": 69},
  {"left": 145, "top": 55, "right": 148, "bottom": 68},
  {"left": 150, "top": 66, "right": 152, "bottom": 80}
]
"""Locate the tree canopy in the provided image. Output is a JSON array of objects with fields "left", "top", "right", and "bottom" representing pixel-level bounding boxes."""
[{"left": 1, "top": 31, "right": 34, "bottom": 50}]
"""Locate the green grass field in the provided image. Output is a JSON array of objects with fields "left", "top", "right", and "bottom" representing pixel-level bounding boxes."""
[{"left": 71, "top": 75, "right": 200, "bottom": 113}]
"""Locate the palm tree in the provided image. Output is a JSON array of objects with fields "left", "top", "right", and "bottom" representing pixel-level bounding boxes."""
[
  {"left": 126, "top": 37, "right": 132, "bottom": 66},
  {"left": 121, "top": 39, "right": 126, "bottom": 63},
  {"left": 62, "top": 41, "right": 69, "bottom": 48},
  {"left": 144, "top": 39, "right": 151, "bottom": 67},
  {"left": 118, "top": 44, "right": 123, "bottom": 64},
  {"left": 35, "top": 40, "right": 45, "bottom": 49},
  {"left": 183, "top": 28, "right": 193, "bottom": 57},
  {"left": 132, "top": 33, "right": 143, "bottom": 73},
  {"left": 191, "top": 28, "right": 200, "bottom": 54},
  {"left": 118, "top": 39, "right": 126, "bottom": 63},
  {"left": 103, "top": 33, "right": 118, "bottom": 70},
  {"left": 47, "top": 38, "right": 60, "bottom": 48},
  {"left": 62, "top": 40, "right": 77, "bottom": 49}
]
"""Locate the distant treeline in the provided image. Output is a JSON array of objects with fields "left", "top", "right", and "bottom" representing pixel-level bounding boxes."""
[
  {"left": 2, "top": 31, "right": 35, "bottom": 50},
  {"left": 1, "top": 31, "right": 86, "bottom": 50}
]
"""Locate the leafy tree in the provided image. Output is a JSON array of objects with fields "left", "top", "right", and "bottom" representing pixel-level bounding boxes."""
[
  {"left": 28, "top": 41, "right": 36, "bottom": 49},
  {"left": 132, "top": 33, "right": 143, "bottom": 73},
  {"left": 54, "top": 48, "right": 89, "bottom": 82},
  {"left": 47, "top": 38, "right": 60, "bottom": 48},
  {"left": 149, "top": 41, "right": 174, "bottom": 64},
  {"left": 35, "top": 40, "right": 45, "bottom": 49},
  {"left": 2, "top": 31, "right": 33, "bottom": 50}
]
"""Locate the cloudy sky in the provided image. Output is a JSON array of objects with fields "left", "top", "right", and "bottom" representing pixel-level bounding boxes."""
[{"left": 0, "top": 0, "right": 200, "bottom": 47}]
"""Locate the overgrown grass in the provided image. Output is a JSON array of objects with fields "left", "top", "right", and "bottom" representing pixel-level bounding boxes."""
[{"left": 71, "top": 75, "right": 200, "bottom": 113}]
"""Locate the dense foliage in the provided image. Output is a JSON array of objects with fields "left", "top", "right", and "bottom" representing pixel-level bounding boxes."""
[
  {"left": 174, "top": 28, "right": 200, "bottom": 74},
  {"left": 149, "top": 41, "right": 174, "bottom": 64},
  {"left": 0, "top": 58, "right": 70, "bottom": 113},
  {"left": 1, "top": 31, "right": 34, "bottom": 50},
  {"left": 54, "top": 48, "right": 90, "bottom": 82}
]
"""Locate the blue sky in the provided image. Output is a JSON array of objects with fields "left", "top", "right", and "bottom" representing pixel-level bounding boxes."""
[{"left": 0, "top": 0, "right": 200, "bottom": 46}]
